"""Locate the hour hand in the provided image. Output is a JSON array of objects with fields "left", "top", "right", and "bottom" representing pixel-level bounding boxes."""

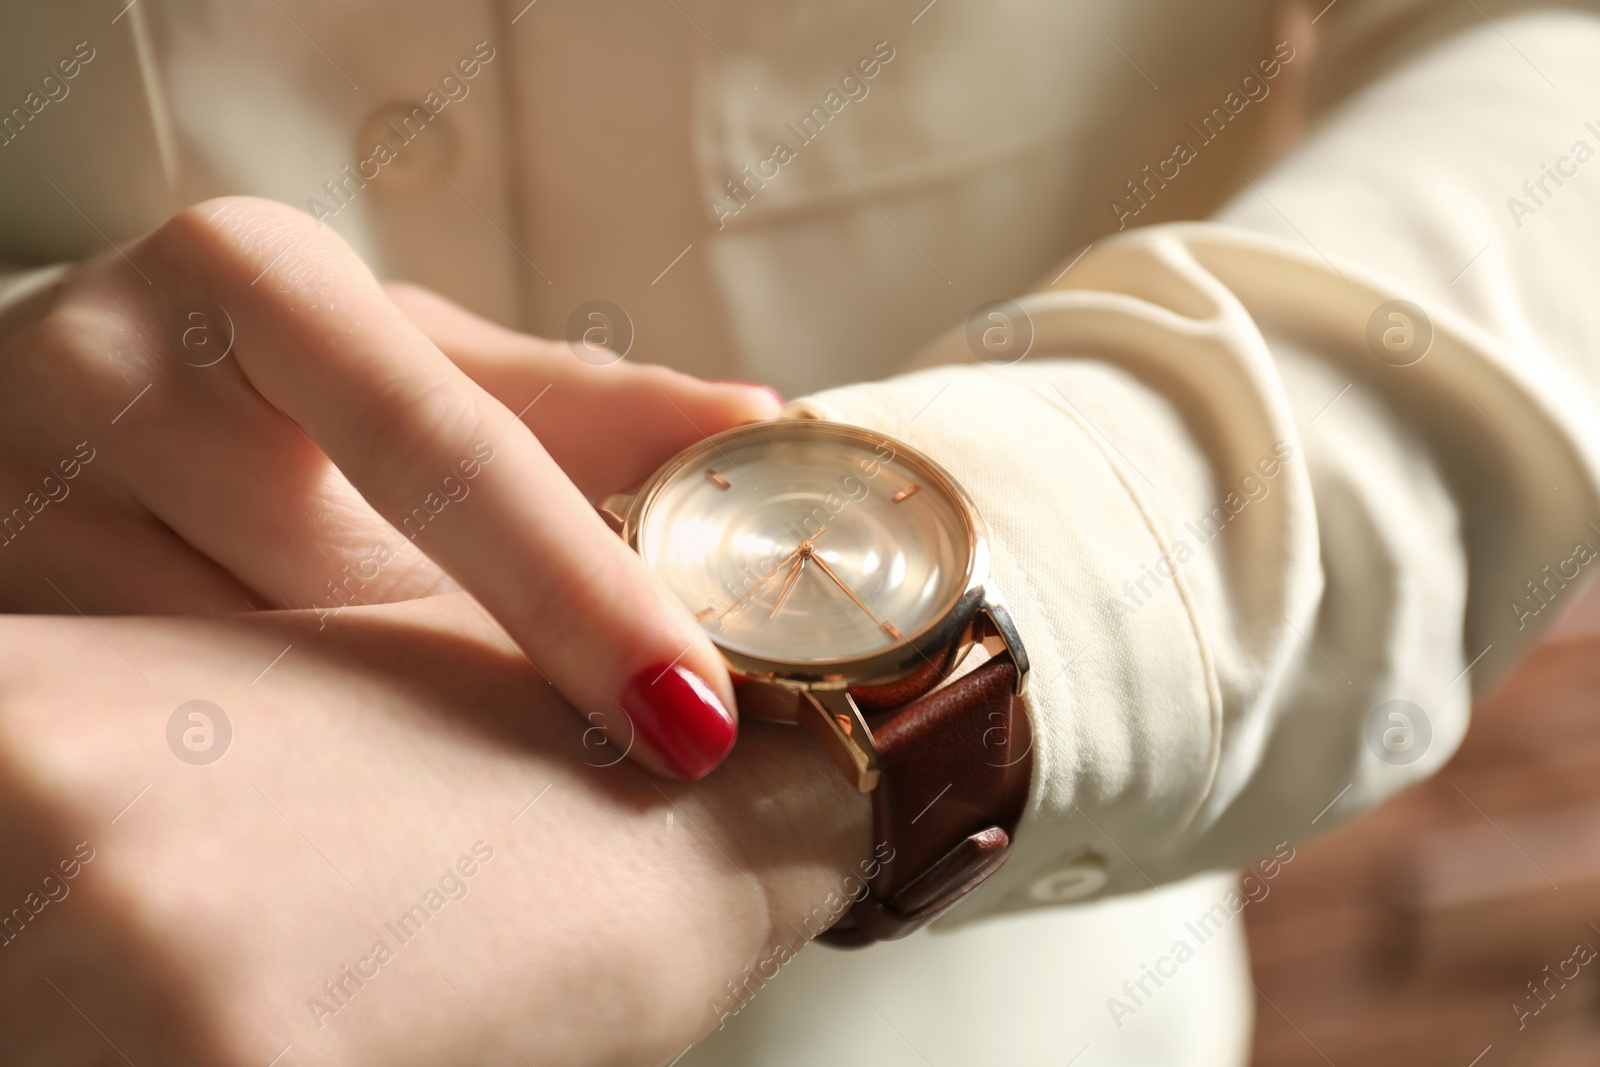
[
  {"left": 715, "top": 547, "right": 799, "bottom": 623},
  {"left": 769, "top": 555, "right": 807, "bottom": 618}
]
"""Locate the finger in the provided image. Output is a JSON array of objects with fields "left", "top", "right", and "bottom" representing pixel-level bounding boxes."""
[
  {"left": 142, "top": 197, "right": 738, "bottom": 780},
  {"left": 22, "top": 249, "right": 450, "bottom": 615},
  {"left": 383, "top": 282, "right": 783, "bottom": 499}
]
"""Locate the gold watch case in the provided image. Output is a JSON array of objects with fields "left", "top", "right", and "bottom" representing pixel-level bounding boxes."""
[{"left": 602, "top": 418, "right": 1028, "bottom": 792}]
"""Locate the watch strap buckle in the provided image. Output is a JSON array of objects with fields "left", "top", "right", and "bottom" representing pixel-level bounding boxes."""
[{"left": 819, "top": 826, "right": 1012, "bottom": 946}]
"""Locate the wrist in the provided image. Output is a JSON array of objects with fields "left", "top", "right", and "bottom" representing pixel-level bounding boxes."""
[{"left": 694, "top": 716, "right": 875, "bottom": 951}]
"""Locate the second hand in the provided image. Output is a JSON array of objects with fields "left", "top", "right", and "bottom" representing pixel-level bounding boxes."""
[{"left": 717, "top": 526, "right": 828, "bottom": 624}]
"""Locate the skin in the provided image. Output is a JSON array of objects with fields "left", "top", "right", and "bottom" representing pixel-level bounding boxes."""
[
  {"left": 0, "top": 597, "right": 872, "bottom": 1066},
  {"left": 0, "top": 196, "right": 784, "bottom": 778},
  {"left": 0, "top": 197, "right": 874, "bottom": 1061}
]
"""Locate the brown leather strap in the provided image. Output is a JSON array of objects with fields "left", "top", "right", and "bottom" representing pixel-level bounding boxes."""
[{"left": 820, "top": 655, "right": 1032, "bottom": 947}]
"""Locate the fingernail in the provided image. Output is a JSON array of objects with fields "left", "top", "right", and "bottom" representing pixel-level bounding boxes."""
[
  {"left": 709, "top": 380, "right": 785, "bottom": 410},
  {"left": 622, "top": 663, "right": 737, "bottom": 780}
]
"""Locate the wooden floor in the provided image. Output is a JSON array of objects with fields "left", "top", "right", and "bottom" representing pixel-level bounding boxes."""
[{"left": 1246, "top": 638, "right": 1600, "bottom": 1066}]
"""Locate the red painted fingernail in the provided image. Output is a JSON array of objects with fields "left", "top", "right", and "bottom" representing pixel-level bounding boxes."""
[{"left": 622, "top": 663, "right": 737, "bottom": 780}]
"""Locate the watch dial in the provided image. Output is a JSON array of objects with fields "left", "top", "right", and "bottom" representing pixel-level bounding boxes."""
[{"left": 634, "top": 423, "right": 973, "bottom": 665}]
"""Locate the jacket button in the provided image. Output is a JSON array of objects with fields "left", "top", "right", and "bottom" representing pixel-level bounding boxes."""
[
  {"left": 1027, "top": 852, "right": 1109, "bottom": 903},
  {"left": 353, "top": 102, "right": 454, "bottom": 183}
]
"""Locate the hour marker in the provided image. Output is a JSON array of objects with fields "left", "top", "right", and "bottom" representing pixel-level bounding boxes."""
[
  {"left": 881, "top": 621, "right": 904, "bottom": 639},
  {"left": 891, "top": 484, "right": 921, "bottom": 503},
  {"left": 704, "top": 469, "right": 732, "bottom": 490},
  {"left": 694, "top": 607, "right": 715, "bottom": 622}
]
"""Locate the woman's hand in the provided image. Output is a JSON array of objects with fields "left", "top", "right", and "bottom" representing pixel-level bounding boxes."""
[
  {"left": 0, "top": 597, "right": 870, "bottom": 1066},
  {"left": 0, "top": 197, "right": 781, "bottom": 779}
]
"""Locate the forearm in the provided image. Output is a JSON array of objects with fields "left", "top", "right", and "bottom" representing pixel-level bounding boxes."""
[
  {"left": 788, "top": 8, "right": 1600, "bottom": 925},
  {"left": 0, "top": 599, "right": 870, "bottom": 1066}
]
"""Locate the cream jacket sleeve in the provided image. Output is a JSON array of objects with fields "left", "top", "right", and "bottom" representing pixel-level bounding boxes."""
[{"left": 791, "top": 8, "right": 1600, "bottom": 925}]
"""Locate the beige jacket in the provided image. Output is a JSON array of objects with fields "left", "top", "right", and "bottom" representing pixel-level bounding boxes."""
[{"left": 4, "top": 2, "right": 1600, "bottom": 1063}]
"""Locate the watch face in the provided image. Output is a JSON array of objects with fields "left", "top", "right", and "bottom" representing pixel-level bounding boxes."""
[{"left": 632, "top": 422, "right": 977, "bottom": 668}]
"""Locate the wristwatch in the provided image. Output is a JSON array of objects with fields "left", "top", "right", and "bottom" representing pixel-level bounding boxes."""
[{"left": 601, "top": 416, "right": 1032, "bottom": 944}]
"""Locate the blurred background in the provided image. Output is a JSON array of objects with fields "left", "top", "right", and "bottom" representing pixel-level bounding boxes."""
[{"left": 1246, "top": 588, "right": 1600, "bottom": 1066}]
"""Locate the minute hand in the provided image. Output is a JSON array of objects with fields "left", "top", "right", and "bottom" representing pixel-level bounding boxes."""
[{"left": 807, "top": 552, "right": 904, "bottom": 640}]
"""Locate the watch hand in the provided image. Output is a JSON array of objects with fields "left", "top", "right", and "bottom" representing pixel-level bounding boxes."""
[
  {"left": 769, "top": 555, "right": 808, "bottom": 619},
  {"left": 807, "top": 550, "right": 904, "bottom": 640},
  {"left": 715, "top": 526, "right": 828, "bottom": 623},
  {"left": 717, "top": 547, "right": 799, "bottom": 622}
]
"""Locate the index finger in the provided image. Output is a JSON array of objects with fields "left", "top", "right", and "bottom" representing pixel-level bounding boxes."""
[{"left": 144, "top": 197, "right": 738, "bottom": 781}]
